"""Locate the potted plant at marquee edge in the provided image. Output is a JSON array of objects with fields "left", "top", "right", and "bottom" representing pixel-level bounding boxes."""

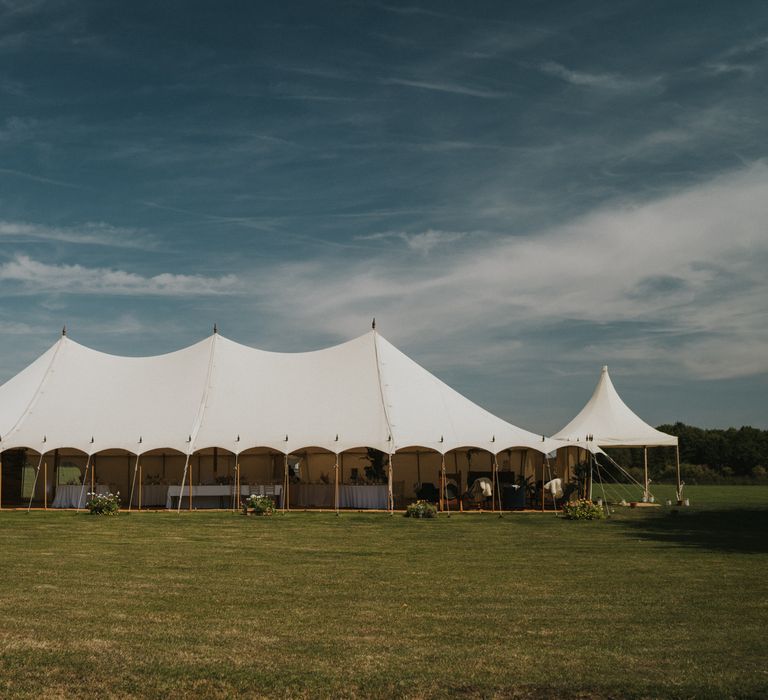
[
  {"left": 242, "top": 494, "right": 276, "bottom": 516},
  {"left": 405, "top": 499, "right": 438, "bottom": 519},
  {"left": 561, "top": 498, "right": 605, "bottom": 521},
  {"left": 86, "top": 491, "right": 121, "bottom": 516}
]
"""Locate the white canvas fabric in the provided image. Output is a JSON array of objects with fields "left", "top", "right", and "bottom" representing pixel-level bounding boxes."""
[
  {"left": 0, "top": 330, "right": 557, "bottom": 457},
  {"left": 553, "top": 366, "right": 677, "bottom": 448}
]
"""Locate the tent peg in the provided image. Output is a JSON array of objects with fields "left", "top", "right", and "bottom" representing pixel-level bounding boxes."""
[
  {"left": 335, "top": 434, "right": 339, "bottom": 442},
  {"left": 236, "top": 434, "right": 240, "bottom": 442},
  {"left": 61, "top": 325, "right": 67, "bottom": 337},
  {"left": 90, "top": 436, "right": 94, "bottom": 443},
  {"left": 187, "top": 435, "right": 192, "bottom": 442},
  {"left": 491, "top": 435, "right": 495, "bottom": 442},
  {"left": 43, "top": 435, "right": 47, "bottom": 443},
  {"left": 439, "top": 436, "right": 444, "bottom": 443},
  {"left": 213, "top": 323, "right": 218, "bottom": 334},
  {"left": 138, "top": 436, "right": 142, "bottom": 444},
  {"left": 371, "top": 317, "right": 376, "bottom": 330},
  {"left": 284, "top": 434, "right": 288, "bottom": 442}
]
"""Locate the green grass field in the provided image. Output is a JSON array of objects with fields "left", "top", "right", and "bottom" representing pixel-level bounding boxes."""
[{"left": 1, "top": 485, "right": 767, "bottom": 698}]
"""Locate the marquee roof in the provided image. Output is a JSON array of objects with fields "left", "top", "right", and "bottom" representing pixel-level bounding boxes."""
[
  {"left": 553, "top": 365, "right": 677, "bottom": 448},
  {"left": 0, "top": 330, "right": 556, "bottom": 456}
]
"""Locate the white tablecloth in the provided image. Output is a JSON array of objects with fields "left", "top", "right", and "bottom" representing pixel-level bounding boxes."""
[
  {"left": 291, "top": 484, "right": 387, "bottom": 509},
  {"left": 339, "top": 484, "right": 388, "bottom": 509},
  {"left": 131, "top": 485, "right": 168, "bottom": 507},
  {"left": 52, "top": 484, "right": 110, "bottom": 509},
  {"left": 291, "top": 484, "right": 333, "bottom": 508},
  {"left": 165, "top": 485, "right": 282, "bottom": 509}
]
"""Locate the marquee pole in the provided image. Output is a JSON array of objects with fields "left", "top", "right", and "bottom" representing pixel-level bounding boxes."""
[
  {"left": 138, "top": 463, "right": 143, "bottom": 510},
  {"left": 233, "top": 458, "right": 239, "bottom": 512},
  {"left": 443, "top": 455, "right": 450, "bottom": 515},
  {"left": 176, "top": 455, "right": 191, "bottom": 514},
  {"left": 493, "top": 454, "right": 502, "bottom": 513},
  {"left": 91, "top": 456, "right": 95, "bottom": 498},
  {"left": 188, "top": 456, "right": 193, "bottom": 511},
  {"left": 0, "top": 451, "right": 3, "bottom": 510},
  {"left": 27, "top": 452, "right": 45, "bottom": 513},
  {"left": 439, "top": 455, "right": 445, "bottom": 512},
  {"left": 387, "top": 453, "right": 393, "bottom": 514},
  {"left": 54, "top": 450, "right": 60, "bottom": 505},
  {"left": 283, "top": 454, "right": 289, "bottom": 513},
  {"left": 334, "top": 454, "right": 339, "bottom": 515},
  {"left": 541, "top": 455, "right": 545, "bottom": 512},
  {"left": 127, "top": 454, "right": 140, "bottom": 513},
  {"left": 44, "top": 460, "right": 48, "bottom": 509},
  {"left": 491, "top": 454, "right": 496, "bottom": 513},
  {"left": 675, "top": 444, "right": 682, "bottom": 503},
  {"left": 76, "top": 454, "right": 91, "bottom": 513},
  {"left": 643, "top": 447, "right": 649, "bottom": 501}
]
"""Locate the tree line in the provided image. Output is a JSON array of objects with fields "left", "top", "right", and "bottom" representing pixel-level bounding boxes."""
[{"left": 604, "top": 422, "right": 768, "bottom": 484}]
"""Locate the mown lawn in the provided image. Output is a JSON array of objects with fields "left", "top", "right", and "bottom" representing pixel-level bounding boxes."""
[{"left": 1, "top": 486, "right": 766, "bottom": 698}]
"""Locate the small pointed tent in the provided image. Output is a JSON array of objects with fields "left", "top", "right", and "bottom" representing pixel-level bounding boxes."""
[
  {"left": 553, "top": 366, "right": 677, "bottom": 448},
  {"left": 553, "top": 365, "right": 680, "bottom": 501},
  {"left": 0, "top": 329, "right": 557, "bottom": 458}
]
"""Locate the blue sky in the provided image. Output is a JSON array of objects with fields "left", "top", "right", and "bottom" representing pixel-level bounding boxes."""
[{"left": 1, "top": 0, "right": 767, "bottom": 433}]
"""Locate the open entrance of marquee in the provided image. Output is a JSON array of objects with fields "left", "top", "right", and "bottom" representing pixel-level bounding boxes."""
[{"left": 1, "top": 445, "right": 585, "bottom": 512}]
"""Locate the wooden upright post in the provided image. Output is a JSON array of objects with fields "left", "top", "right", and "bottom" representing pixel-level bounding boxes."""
[
  {"left": 643, "top": 447, "right": 649, "bottom": 501},
  {"left": 387, "top": 454, "right": 393, "bottom": 513},
  {"left": 541, "top": 455, "right": 545, "bottom": 512},
  {"left": 234, "top": 461, "right": 240, "bottom": 512},
  {"left": 439, "top": 456, "right": 445, "bottom": 512},
  {"left": 443, "top": 455, "right": 451, "bottom": 514},
  {"left": 675, "top": 444, "right": 682, "bottom": 502},
  {"left": 285, "top": 454, "right": 291, "bottom": 512},
  {"left": 334, "top": 455, "right": 339, "bottom": 515},
  {"left": 138, "top": 463, "right": 143, "bottom": 510},
  {"left": 0, "top": 451, "right": 3, "bottom": 510},
  {"left": 188, "top": 457, "right": 193, "bottom": 511},
  {"left": 44, "top": 461, "right": 48, "bottom": 509}
]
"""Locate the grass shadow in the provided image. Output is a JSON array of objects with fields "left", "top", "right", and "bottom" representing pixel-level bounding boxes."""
[{"left": 616, "top": 507, "right": 768, "bottom": 554}]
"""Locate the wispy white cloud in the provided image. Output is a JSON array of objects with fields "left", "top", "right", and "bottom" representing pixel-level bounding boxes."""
[
  {"left": 357, "top": 229, "right": 467, "bottom": 254},
  {"left": 382, "top": 77, "right": 508, "bottom": 98},
  {"left": 540, "top": 61, "right": 662, "bottom": 91},
  {"left": 0, "top": 255, "right": 241, "bottom": 296},
  {"left": 0, "top": 319, "right": 48, "bottom": 335},
  {"left": 0, "top": 75, "right": 25, "bottom": 96},
  {"left": 0, "top": 167, "right": 87, "bottom": 189},
  {"left": 246, "top": 162, "right": 768, "bottom": 382},
  {"left": 0, "top": 220, "right": 154, "bottom": 248}
]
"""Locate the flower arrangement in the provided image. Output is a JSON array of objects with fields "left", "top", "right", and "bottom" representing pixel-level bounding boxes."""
[
  {"left": 86, "top": 491, "right": 120, "bottom": 516},
  {"left": 243, "top": 494, "right": 275, "bottom": 516},
  {"left": 561, "top": 498, "right": 605, "bottom": 521},
  {"left": 405, "top": 499, "right": 438, "bottom": 519}
]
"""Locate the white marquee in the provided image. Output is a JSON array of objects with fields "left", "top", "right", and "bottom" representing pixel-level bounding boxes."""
[{"left": 0, "top": 329, "right": 556, "bottom": 458}]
